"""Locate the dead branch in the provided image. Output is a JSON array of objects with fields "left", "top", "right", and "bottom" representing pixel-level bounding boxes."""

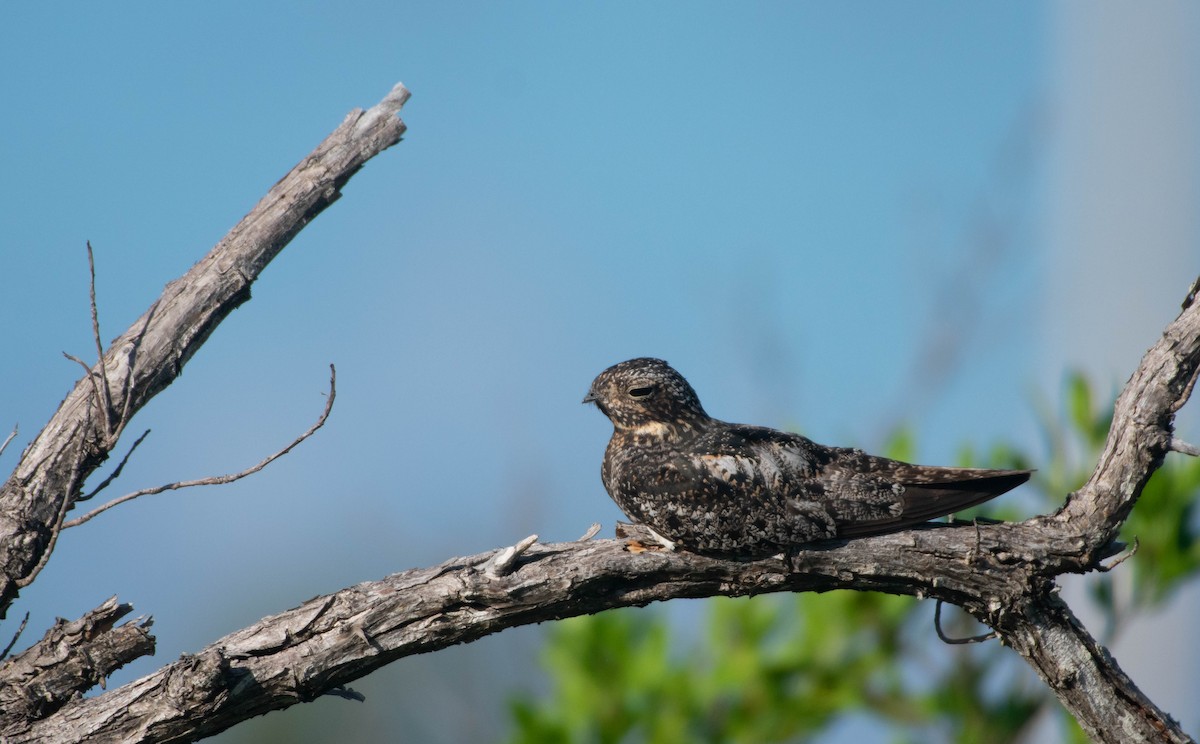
[
  {"left": 62, "top": 365, "right": 335, "bottom": 529},
  {"left": 0, "top": 83, "right": 409, "bottom": 617},
  {"left": 0, "top": 518, "right": 1180, "bottom": 743},
  {"left": 0, "top": 613, "right": 28, "bottom": 661},
  {"left": 0, "top": 597, "right": 154, "bottom": 723},
  {"left": 86, "top": 241, "right": 116, "bottom": 443},
  {"left": 1171, "top": 438, "right": 1200, "bottom": 457},
  {"left": 77, "top": 429, "right": 151, "bottom": 504},
  {"left": 0, "top": 427, "right": 17, "bottom": 461}
]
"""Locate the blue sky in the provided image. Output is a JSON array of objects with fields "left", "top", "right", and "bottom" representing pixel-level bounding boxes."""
[{"left": 2, "top": 3, "right": 1197, "bottom": 741}]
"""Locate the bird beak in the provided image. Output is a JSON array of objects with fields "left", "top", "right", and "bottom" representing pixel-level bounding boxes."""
[{"left": 582, "top": 391, "right": 597, "bottom": 405}]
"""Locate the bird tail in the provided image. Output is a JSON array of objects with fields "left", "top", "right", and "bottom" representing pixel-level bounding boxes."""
[{"left": 838, "top": 468, "right": 1031, "bottom": 538}]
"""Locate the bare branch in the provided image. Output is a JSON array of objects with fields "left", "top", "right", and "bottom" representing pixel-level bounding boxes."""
[
  {"left": 0, "top": 612, "right": 28, "bottom": 661},
  {"left": 1170, "top": 437, "right": 1200, "bottom": 457},
  {"left": 0, "top": 426, "right": 16, "bottom": 461},
  {"left": 0, "top": 83, "right": 410, "bottom": 615},
  {"left": 86, "top": 241, "right": 115, "bottom": 442},
  {"left": 486, "top": 534, "right": 539, "bottom": 578},
  {"left": 63, "top": 367, "right": 336, "bottom": 529},
  {"left": 0, "top": 597, "right": 154, "bottom": 723},
  {"left": 323, "top": 685, "right": 366, "bottom": 703},
  {"left": 933, "top": 599, "right": 997, "bottom": 645},
  {"left": 1058, "top": 280, "right": 1200, "bottom": 556},
  {"left": 1, "top": 517, "right": 1185, "bottom": 744},
  {"left": 15, "top": 434, "right": 88, "bottom": 589},
  {"left": 77, "top": 429, "right": 151, "bottom": 503},
  {"left": 62, "top": 351, "right": 107, "bottom": 437}
]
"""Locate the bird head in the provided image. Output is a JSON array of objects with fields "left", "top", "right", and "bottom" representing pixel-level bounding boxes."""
[{"left": 583, "top": 358, "right": 708, "bottom": 432}]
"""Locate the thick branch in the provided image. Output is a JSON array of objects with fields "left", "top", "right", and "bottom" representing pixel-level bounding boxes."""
[
  {"left": 1002, "top": 591, "right": 1188, "bottom": 743},
  {"left": 0, "top": 83, "right": 410, "bottom": 618},
  {"left": 1058, "top": 290, "right": 1200, "bottom": 553},
  {"left": 0, "top": 530, "right": 1033, "bottom": 743},
  {"left": 0, "top": 597, "right": 154, "bottom": 723},
  {"left": 5, "top": 515, "right": 1190, "bottom": 743}
]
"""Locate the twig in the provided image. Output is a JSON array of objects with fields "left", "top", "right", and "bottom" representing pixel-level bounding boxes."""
[
  {"left": 1183, "top": 274, "right": 1200, "bottom": 310},
  {"left": 63, "top": 352, "right": 108, "bottom": 434},
  {"left": 63, "top": 366, "right": 337, "bottom": 529},
  {"left": 1170, "top": 438, "right": 1200, "bottom": 457},
  {"left": 486, "top": 534, "right": 539, "bottom": 578},
  {"left": 0, "top": 612, "right": 29, "bottom": 660},
  {"left": 323, "top": 685, "right": 366, "bottom": 702},
  {"left": 577, "top": 522, "right": 602, "bottom": 541},
  {"left": 1097, "top": 538, "right": 1140, "bottom": 572},
  {"left": 16, "top": 434, "right": 87, "bottom": 588},
  {"left": 0, "top": 425, "right": 16, "bottom": 460},
  {"left": 113, "top": 299, "right": 160, "bottom": 446},
  {"left": 77, "top": 429, "right": 151, "bottom": 503},
  {"left": 933, "top": 599, "right": 997, "bottom": 645},
  {"left": 86, "top": 241, "right": 115, "bottom": 442}
]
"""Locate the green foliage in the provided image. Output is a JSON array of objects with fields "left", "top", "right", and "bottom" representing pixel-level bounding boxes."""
[
  {"left": 508, "top": 375, "right": 1200, "bottom": 743},
  {"left": 509, "top": 593, "right": 920, "bottom": 744}
]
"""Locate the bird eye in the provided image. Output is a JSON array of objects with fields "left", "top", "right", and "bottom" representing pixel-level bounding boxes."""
[{"left": 628, "top": 385, "right": 655, "bottom": 399}]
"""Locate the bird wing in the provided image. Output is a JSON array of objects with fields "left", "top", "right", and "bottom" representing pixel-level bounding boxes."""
[
  {"left": 681, "top": 426, "right": 1029, "bottom": 541},
  {"left": 668, "top": 426, "right": 842, "bottom": 543},
  {"left": 816, "top": 449, "right": 1030, "bottom": 537}
]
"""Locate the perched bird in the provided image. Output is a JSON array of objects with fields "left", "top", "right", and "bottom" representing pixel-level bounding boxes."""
[{"left": 584, "top": 358, "right": 1030, "bottom": 556}]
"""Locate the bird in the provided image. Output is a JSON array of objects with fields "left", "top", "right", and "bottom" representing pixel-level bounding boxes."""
[{"left": 583, "top": 358, "right": 1030, "bottom": 556}]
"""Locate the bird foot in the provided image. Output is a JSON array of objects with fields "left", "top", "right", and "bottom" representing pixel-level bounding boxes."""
[{"left": 615, "top": 521, "right": 677, "bottom": 552}]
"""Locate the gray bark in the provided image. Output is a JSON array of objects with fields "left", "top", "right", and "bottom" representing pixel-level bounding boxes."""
[
  {"left": 0, "top": 82, "right": 410, "bottom": 619},
  {"left": 0, "top": 80, "right": 1196, "bottom": 743}
]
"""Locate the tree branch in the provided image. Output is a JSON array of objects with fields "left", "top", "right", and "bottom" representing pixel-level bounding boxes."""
[
  {"left": 61, "top": 365, "right": 335, "bottom": 529},
  {"left": 0, "top": 597, "right": 154, "bottom": 724},
  {"left": 10, "top": 276, "right": 1195, "bottom": 743},
  {"left": 0, "top": 532, "right": 1023, "bottom": 742},
  {"left": 0, "top": 83, "right": 410, "bottom": 618},
  {"left": 2, "top": 504, "right": 1184, "bottom": 742}
]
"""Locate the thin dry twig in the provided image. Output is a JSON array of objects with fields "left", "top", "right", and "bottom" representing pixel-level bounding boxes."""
[
  {"left": 0, "top": 426, "right": 17, "bottom": 460},
  {"left": 322, "top": 686, "right": 366, "bottom": 703},
  {"left": 1170, "top": 438, "right": 1200, "bottom": 457},
  {"left": 62, "top": 366, "right": 337, "bottom": 529},
  {"left": 0, "top": 612, "right": 29, "bottom": 661},
  {"left": 16, "top": 435, "right": 88, "bottom": 589},
  {"left": 486, "top": 534, "right": 539, "bottom": 578},
  {"left": 933, "top": 599, "right": 997, "bottom": 645},
  {"left": 77, "top": 429, "right": 151, "bottom": 504},
  {"left": 63, "top": 352, "right": 108, "bottom": 434},
  {"left": 1097, "top": 538, "right": 1140, "bottom": 572},
  {"left": 86, "top": 242, "right": 115, "bottom": 441}
]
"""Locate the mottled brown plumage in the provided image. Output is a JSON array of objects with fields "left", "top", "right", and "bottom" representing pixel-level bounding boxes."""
[{"left": 584, "top": 358, "right": 1030, "bottom": 556}]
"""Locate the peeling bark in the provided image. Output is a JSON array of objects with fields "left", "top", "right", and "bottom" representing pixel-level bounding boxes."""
[{"left": 0, "top": 598, "right": 153, "bottom": 723}]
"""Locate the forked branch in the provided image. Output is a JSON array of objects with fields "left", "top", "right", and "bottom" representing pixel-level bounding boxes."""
[
  {"left": 0, "top": 83, "right": 410, "bottom": 618},
  {"left": 62, "top": 366, "right": 336, "bottom": 529}
]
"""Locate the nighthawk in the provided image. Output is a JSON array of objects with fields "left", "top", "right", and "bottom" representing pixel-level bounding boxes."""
[{"left": 584, "top": 358, "right": 1030, "bottom": 556}]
